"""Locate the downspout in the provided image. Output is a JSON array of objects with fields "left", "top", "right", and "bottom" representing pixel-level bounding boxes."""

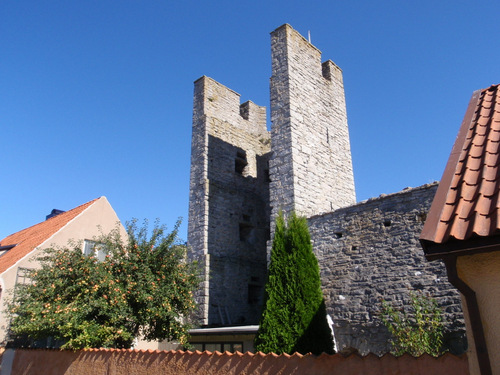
[{"left": 444, "top": 255, "right": 491, "bottom": 375}]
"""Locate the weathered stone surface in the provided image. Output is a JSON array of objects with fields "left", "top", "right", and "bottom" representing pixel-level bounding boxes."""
[
  {"left": 188, "top": 77, "right": 270, "bottom": 326},
  {"left": 309, "top": 183, "right": 465, "bottom": 354},
  {"left": 270, "top": 24, "right": 356, "bottom": 223},
  {"left": 187, "top": 24, "right": 466, "bottom": 355}
]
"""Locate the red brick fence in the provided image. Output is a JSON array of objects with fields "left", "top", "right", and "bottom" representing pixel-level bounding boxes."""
[{"left": 0, "top": 348, "right": 468, "bottom": 375}]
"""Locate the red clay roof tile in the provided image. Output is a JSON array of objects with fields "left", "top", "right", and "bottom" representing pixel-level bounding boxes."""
[
  {"left": 421, "top": 84, "right": 500, "bottom": 249},
  {"left": 0, "top": 198, "right": 99, "bottom": 274}
]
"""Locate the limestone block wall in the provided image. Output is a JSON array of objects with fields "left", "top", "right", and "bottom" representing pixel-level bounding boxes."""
[
  {"left": 269, "top": 24, "right": 356, "bottom": 222},
  {"left": 308, "top": 183, "right": 466, "bottom": 355},
  {"left": 187, "top": 77, "right": 271, "bottom": 326}
]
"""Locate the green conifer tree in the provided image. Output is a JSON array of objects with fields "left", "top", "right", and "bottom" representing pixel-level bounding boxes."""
[{"left": 254, "top": 212, "right": 334, "bottom": 355}]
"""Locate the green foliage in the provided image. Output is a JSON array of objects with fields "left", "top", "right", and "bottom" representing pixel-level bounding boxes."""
[
  {"left": 254, "top": 212, "right": 334, "bottom": 355},
  {"left": 380, "top": 291, "right": 445, "bottom": 357},
  {"left": 8, "top": 219, "right": 199, "bottom": 349}
]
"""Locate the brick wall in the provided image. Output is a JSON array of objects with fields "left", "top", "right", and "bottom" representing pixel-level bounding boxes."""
[{"left": 0, "top": 349, "right": 469, "bottom": 375}]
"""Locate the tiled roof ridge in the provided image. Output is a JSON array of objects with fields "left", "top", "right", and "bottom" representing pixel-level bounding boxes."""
[
  {"left": 0, "top": 197, "right": 101, "bottom": 246},
  {"left": 483, "top": 83, "right": 500, "bottom": 91},
  {"left": 14, "top": 348, "right": 455, "bottom": 359}
]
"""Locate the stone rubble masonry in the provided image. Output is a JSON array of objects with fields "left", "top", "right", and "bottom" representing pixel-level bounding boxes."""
[
  {"left": 188, "top": 76, "right": 271, "bottom": 326},
  {"left": 270, "top": 24, "right": 356, "bottom": 223},
  {"left": 187, "top": 24, "right": 465, "bottom": 354},
  {"left": 308, "top": 183, "right": 465, "bottom": 354}
]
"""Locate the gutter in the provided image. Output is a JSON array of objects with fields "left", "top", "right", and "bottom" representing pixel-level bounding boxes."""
[{"left": 443, "top": 255, "right": 492, "bottom": 375}]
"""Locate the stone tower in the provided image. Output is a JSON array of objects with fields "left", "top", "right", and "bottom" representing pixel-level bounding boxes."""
[
  {"left": 188, "top": 76, "right": 271, "bottom": 326},
  {"left": 188, "top": 24, "right": 356, "bottom": 327},
  {"left": 186, "top": 25, "right": 467, "bottom": 356},
  {"left": 269, "top": 24, "right": 356, "bottom": 220}
]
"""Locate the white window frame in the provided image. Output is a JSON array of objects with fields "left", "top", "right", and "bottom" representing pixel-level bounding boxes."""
[{"left": 83, "top": 240, "right": 107, "bottom": 262}]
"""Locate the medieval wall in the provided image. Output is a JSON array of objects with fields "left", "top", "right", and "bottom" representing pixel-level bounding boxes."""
[
  {"left": 188, "top": 77, "right": 271, "bottom": 326},
  {"left": 309, "top": 183, "right": 466, "bottom": 355},
  {"left": 187, "top": 24, "right": 466, "bottom": 356}
]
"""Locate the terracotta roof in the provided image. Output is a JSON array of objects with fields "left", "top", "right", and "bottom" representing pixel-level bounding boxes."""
[
  {"left": 421, "top": 84, "right": 500, "bottom": 255},
  {"left": 0, "top": 198, "right": 99, "bottom": 274}
]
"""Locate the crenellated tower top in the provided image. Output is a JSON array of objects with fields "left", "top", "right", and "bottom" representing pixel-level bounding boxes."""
[{"left": 269, "top": 24, "right": 356, "bottom": 220}]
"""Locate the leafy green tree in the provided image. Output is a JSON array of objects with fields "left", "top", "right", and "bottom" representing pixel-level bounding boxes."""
[
  {"left": 7, "top": 219, "right": 199, "bottom": 349},
  {"left": 380, "top": 291, "right": 445, "bottom": 357},
  {"left": 254, "top": 212, "right": 334, "bottom": 355}
]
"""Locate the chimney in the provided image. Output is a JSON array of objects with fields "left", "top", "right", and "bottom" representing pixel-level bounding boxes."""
[{"left": 46, "top": 209, "right": 65, "bottom": 220}]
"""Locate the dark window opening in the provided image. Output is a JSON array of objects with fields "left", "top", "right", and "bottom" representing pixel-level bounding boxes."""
[
  {"left": 248, "top": 284, "right": 262, "bottom": 305},
  {"left": 264, "top": 169, "right": 271, "bottom": 182},
  {"left": 383, "top": 220, "right": 392, "bottom": 227},
  {"left": 235, "top": 151, "right": 248, "bottom": 174},
  {"left": 239, "top": 223, "right": 253, "bottom": 242},
  {"left": 335, "top": 232, "right": 343, "bottom": 239},
  {"left": 352, "top": 246, "right": 358, "bottom": 250}
]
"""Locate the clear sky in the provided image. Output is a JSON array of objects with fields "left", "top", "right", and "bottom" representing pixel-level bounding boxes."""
[{"left": 2, "top": 1, "right": 499, "bottom": 241}]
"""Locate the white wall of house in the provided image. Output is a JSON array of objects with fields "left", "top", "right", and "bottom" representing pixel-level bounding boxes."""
[
  {"left": 0, "top": 197, "right": 126, "bottom": 344},
  {"left": 458, "top": 251, "right": 500, "bottom": 375}
]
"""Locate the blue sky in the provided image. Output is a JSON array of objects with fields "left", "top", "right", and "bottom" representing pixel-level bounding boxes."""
[{"left": 2, "top": 1, "right": 499, "bottom": 241}]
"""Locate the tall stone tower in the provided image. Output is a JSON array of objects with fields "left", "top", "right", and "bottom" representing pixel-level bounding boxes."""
[
  {"left": 188, "top": 76, "right": 271, "bottom": 326},
  {"left": 269, "top": 24, "right": 356, "bottom": 220},
  {"left": 188, "top": 25, "right": 356, "bottom": 327}
]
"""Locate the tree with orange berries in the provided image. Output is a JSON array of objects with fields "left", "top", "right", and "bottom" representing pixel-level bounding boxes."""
[{"left": 8, "top": 219, "right": 199, "bottom": 349}]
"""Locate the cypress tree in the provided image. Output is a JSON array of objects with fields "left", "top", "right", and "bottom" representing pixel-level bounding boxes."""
[{"left": 254, "top": 212, "right": 334, "bottom": 355}]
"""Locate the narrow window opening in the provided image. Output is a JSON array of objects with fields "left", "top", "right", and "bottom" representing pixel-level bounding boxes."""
[
  {"left": 264, "top": 169, "right": 271, "bottom": 182},
  {"left": 383, "top": 220, "right": 392, "bottom": 227},
  {"left": 235, "top": 151, "right": 248, "bottom": 175},
  {"left": 239, "top": 223, "right": 253, "bottom": 242},
  {"left": 248, "top": 284, "right": 262, "bottom": 305},
  {"left": 335, "top": 232, "right": 343, "bottom": 239},
  {"left": 352, "top": 245, "right": 358, "bottom": 250}
]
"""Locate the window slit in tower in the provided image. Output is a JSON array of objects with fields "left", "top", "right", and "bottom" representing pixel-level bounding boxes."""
[{"left": 235, "top": 151, "right": 248, "bottom": 175}]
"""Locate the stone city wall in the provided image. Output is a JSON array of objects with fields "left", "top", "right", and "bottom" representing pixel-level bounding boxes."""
[{"left": 308, "top": 183, "right": 466, "bottom": 355}]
